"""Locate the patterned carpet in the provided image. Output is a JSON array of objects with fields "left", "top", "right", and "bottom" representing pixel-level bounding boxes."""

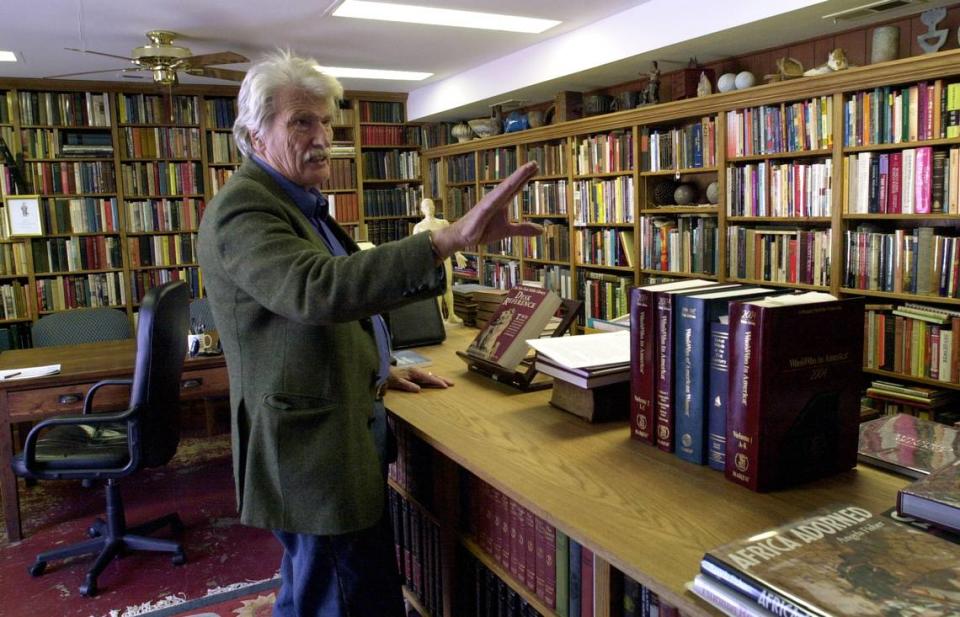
[{"left": 0, "top": 433, "right": 282, "bottom": 617}]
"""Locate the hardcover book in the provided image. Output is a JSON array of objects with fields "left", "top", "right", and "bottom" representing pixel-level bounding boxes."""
[
  {"left": 629, "top": 279, "right": 721, "bottom": 444},
  {"left": 898, "top": 457, "right": 960, "bottom": 533},
  {"left": 707, "top": 318, "right": 730, "bottom": 472},
  {"left": 857, "top": 413, "right": 960, "bottom": 478},
  {"left": 725, "top": 293, "right": 864, "bottom": 491},
  {"left": 465, "top": 284, "right": 562, "bottom": 371},
  {"left": 701, "top": 505, "right": 960, "bottom": 617}
]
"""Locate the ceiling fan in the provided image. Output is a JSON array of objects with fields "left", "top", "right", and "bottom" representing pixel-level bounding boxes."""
[{"left": 47, "top": 30, "right": 248, "bottom": 85}]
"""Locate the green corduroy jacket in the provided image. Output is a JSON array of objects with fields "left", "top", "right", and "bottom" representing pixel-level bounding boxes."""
[{"left": 198, "top": 159, "right": 444, "bottom": 535}]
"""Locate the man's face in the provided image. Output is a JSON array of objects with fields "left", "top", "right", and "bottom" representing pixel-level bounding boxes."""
[{"left": 253, "top": 86, "right": 334, "bottom": 187}]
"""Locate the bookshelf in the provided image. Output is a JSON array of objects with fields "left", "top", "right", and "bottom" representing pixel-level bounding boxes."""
[
  {"left": 520, "top": 138, "right": 572, "bottom": 299},
  {"left": 0, "top": 79, "right": 421, "bottom": 341}
]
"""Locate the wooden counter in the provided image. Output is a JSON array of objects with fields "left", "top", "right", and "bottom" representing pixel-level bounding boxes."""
[{"left": 384, "top": 327, "right": 908, "bottom": 616}]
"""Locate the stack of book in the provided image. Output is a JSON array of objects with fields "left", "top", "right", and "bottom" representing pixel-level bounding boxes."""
[
  {"left": 528, "top": 331, "right": 630, "bottom": 422},
  {"left": 452, "top": 283, "right": 503, "bottom": 327},
  {"left": 473, "top": 287, "right": 510, "bottom": 328},
  {"left": 693, "top": 505, "right": 960, "bottom": 617},
  {"left": 898, "top": 457, "right": 960, "bottom": 534},
  {"left": 857, "top": 412, "right": 960, "bottom": 479},
  {"left": 863, "top": 380, "right": 959, "bottom": 423}
]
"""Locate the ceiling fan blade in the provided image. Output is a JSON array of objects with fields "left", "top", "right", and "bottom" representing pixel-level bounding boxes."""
[
  {"left": 64, "top": 47, "right": 135, "bottom": 62},
  {"left": 188, "top": 67, "right": 247, "bottom": 82},
  {"left": 179, "top": 51, "right": 248, "bottom": 68},
  {"left": 44, "top": 67, "right": 139, "bottom": 79}
]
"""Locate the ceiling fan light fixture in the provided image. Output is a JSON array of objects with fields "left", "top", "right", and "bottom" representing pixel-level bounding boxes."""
[
  {"left": 332, "top": 0, "right": 561, "bottom": 34},
  {"left": 315, "top": 64, "right": 432, "bottom": 81},
  {"left": 0, "top": 51, "right": 17, "bottom": 62}
]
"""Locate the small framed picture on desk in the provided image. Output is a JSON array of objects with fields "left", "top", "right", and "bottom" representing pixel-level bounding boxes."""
[{"left": 5, "top": 195, "right": 43, "bottom": 236}]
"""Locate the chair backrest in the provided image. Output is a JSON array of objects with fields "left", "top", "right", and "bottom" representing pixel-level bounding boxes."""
[
  {"left": 130, "top": 281, "right": 190, "bottom": 469},
  {"left": 31, "top": 307, "right": 132, "bottom": 348},
  {"left": 189, "top": 297, "right": 216, "bottom": 332}
]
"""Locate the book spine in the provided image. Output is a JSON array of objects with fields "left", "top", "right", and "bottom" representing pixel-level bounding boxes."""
[
  {"left": 630, "top": 287, "right": 656, "bottom": 443},
  {"left": 725, "top": 302, "right": 764, "bottom": 490},
  {"left": 707, "top": 321, "right": 730, "bottom": 471},
  {"left": 675, "top": 295, "right": 708, "bottom": 464},
  {"left": 701, "top": 558, "right": 823, "bottom": 617},
  {"left": 691, "top": 574, "right": 777, "bottom": 617},
  {"left": 655, "top": 292, "right": 676, "bottom": 452}
]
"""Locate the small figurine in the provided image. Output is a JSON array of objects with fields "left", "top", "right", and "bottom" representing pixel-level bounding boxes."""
[
  {"left": 764, "top": 57, "right": 804, "bottom": 83},
  {"left": 918, "top": 7, "right": 948, "bottom": 53},
  {"left": 803, "top": 48, "right": 850, "bottom": 77},
  {"left": 412, "top": 198, "right": 466, "bottom": 325},
  {"left": 696, "top": 71, "right": 712, "bottom": 97},
  {"left": 645, "top": 61, "right": 661, "bottom": 105}
]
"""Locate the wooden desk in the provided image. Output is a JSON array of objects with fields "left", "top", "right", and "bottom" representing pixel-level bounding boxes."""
[
  {"left": 0, "top": 341, "right": 228, "bottom": 543},
  {"left": 385, "top": 328, "right": 909, "bottom": 616}
]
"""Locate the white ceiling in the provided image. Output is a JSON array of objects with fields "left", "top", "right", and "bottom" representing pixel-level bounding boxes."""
[{"left": 0, "top": 0, "right": 953, "bottom": 122}]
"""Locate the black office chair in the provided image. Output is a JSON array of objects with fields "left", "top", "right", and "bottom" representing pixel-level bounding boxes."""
[
  {"left": 11, "top": 281, "right": 190, "bottom": 597},
  {"left": 31, "top": 307, "right": 132, "bottom": 347}
]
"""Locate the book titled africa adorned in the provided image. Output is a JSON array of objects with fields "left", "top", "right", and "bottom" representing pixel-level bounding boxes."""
[{"left": 700, "top": 505, "right": 960, "bottom": 617}]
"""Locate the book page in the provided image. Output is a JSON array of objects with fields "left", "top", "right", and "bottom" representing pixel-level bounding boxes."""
[{"left": 526, "top": 331, "right": 629, "bottom": 369}]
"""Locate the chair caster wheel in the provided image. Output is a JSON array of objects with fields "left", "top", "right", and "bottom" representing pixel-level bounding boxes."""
[
  {"left": 28, "top": 561, "right": 46, "bottom": 577},
  {"left": 87, "top": 526, "right": 101, "bottom": 538},
  {"left": 172, "top": 550, "right": 186, "bottom": 566},
  {"left": 80, "top": 575, "right": 97, "bottom": 597}
]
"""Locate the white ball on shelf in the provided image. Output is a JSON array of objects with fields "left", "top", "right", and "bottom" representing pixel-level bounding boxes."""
[
  {"left": 734, "top": 71, "right": 756, "bottom": 90},
  {"left": 717, "top": 73, "right": 737, "bottom": 93}
]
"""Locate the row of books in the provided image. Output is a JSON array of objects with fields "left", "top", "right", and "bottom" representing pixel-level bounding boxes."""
[
  {"left": 387, "top": 488, "right": 443, "bottom": 615},
  {"left": 0, "top": 92, "right": 10, "bottom": 123},
  {"left": 863, "top": 302, "right": 960, "bottom": 383},
  {"left": 119, "top": 126, "right": 202, "bottom": 159},
  {"left": 467, "top": 559, "right": 544, "bottom": 617},
  {"left": 631, "top": 280, "right": 863, "bottom": 490},
  {"left": 575, "top": 130, "right": 633, "bottom": 175},
  {"left": 727, "top": 225, "right": 832, "bottom": 287},
  {"left": 130, "top": 267, "right": 202, "bottom": 303},
  {"left": 126, "top": 198, "right": 205, "bottom": 233},
  {"left": 482, "top": 258, "right": 521, "bottom": 291},
  {"left": 862, "top": 381, "right": 958, "bottom": 423},
  {"left": 31, "top": 235, "right": 123, "bottom": 273},
  {"left": 328, "top": 193, "right": 360, "bottom": 224},
  {"left": 842, "top": 79, "right": 959, "bottom": 146},
  {"left": 127, "top": 233, "right": 197, "bottom": 267},
  {"left": 116, "top": 94, "right": 199, "bottom": 126},
  {"left": 121, "top": 161, "right": 203, "bottom": 197},
  {"left": 387, "top": 420, "right": 434, "bottom": 510},
  {"left": 639, "top": 118, "right": 717, "bottom": 171},
  {"left": 844, "top": 225, "right": 960, "bottom": 297},
  {"left": 843, "top": 146, "right": 956, "bottom": 215},
  {"left": 0, "top": 242, "right": 27, "bottom": 276},
  {"left": 27, "top": 160, "right": 116, "bottom": 195},
  {"left": 572, "top": 177, "right": 635, "bottom": 225},
  {"left": 446, "top": 184, "right": 478, "bottom": 218},
  {"left": 418, "top": 123, "right": 455, "bottom": 150},
  {"left": 34, "top": 272, "right": 125, "bottom": 312},
  {"left": 725, "top": 95, "right": 833, "bottom": 157},
  {"left": 576, "top": 228, "right": 634, "bottom": 268},
  {"left": 18, "top": 91, "right": 111, "bottom": 127},
  {"left": 19, "top": 128, "right": 109, "bottom": 159},
  {"left": 524, "top": 264, "right": 572, "bottom": 301},
  {"left": 480, "top": 147, "right": 518, "bottom": 181},
  {"left": 639, "top": 215, "right": 718, "bottom": 275},
  {"left": 206, "top": 132, "right": 239, "bottom": 164},
  {"left": 522, "top": 221, "right": 570, "bottom": 262},
  {"left": 725, "top": 159, "right": 833, "bottom": 217},
  {"left": 527, "top": 142, "right": 567, "bottom": 176},
  {"left": 522, "top": 180, "right": 568, "bottom": 216},
  {"left": 208, "top": 167, "right": 235, "bottom": 196},
  {"left": 36, "top": 197, "right": 120, "bottom": 234},
  {"left": 319, "top": 158, "right": 357, "bottom": 191},
  {"left": 0, "top": 282, "right": 28, "bottom": 320},
  {"left": 203, "top": 98, "right": 237, "bottom": 130},
  {"left": 579, "top": 271, "right": 631, "bottom": 327},
  {"left": 0, "top": 323, "right": 31, "bottom": 349},
  {"left": 365, "top": 218, "right": 415, "bottom": 246},
  {"left": 359, "top": 124, "right": 416, "bottom": 146},
  {"left": 357, "top": 100, "right": 403, "bottom": 123},
  {"left": 361, "top": 185, "right": 423, "bottom": 217},
  {"left": 447, "top": 153, "right": 478, "bottom": 183},
  {"left": 361, "top": 150, "right": 421, "bottom": 181}
]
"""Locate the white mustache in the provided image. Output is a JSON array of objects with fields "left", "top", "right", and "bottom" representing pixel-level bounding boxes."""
[{"left": 303, "top": 148, "right": 329, "bottom": 164}]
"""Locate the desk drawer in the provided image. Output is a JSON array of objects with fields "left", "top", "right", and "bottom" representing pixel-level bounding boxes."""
[
  {"left": 8, "top": 382, "right": 131, "bottom": 421},
  {"left": 179, "top": 367, "right": 229, "bottom": 399}
]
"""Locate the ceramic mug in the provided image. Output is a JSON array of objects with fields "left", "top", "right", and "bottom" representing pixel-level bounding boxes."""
[{"left": 188, "top": 333, "right": 214, "bottom": 357}]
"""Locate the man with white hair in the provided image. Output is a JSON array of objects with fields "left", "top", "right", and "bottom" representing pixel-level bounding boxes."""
[{"left": 198, "top": 50, "right": 540, "bottom": 616}]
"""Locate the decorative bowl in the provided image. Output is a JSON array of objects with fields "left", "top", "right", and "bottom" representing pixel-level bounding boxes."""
[{"left": 468, "top": 118, "right": 502, "bottom": 139}]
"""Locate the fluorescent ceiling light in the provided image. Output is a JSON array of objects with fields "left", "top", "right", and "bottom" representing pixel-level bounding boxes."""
[
  {"left": 316, "top": 65, "right": 432, "bottom": 81},
  {"left": 333, "top": 0, "right": 561, "bottom": 34},
  {"left": 0, "top": 51, "right": 17, "bottom": 62}
]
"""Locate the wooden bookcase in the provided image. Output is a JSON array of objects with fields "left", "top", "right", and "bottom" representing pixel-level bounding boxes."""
[
  {"left": 421, "top": 49, "right": 960, "bottom": 394},
  {"left": 0, "top": 80, "right": 420, "bottom": 341}
]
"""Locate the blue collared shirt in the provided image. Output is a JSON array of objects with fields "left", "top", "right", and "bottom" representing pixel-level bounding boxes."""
[{"left": 250, "top": 155, "right": 392, "bottom": 388}]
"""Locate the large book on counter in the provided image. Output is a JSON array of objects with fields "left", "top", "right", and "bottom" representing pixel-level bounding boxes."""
[
  {"left": 898, "top": 457, "right": 960, "bottom": 533},
  {"left": 465, "top": 284, "right": 562, "bottom": 371},
  {"left": 529, "top": 330, "right": 630, "bottom": 389},
  {"left": 700, "top": 505, "right": 960, "bottom": 617},
  {"left": 858, "top": 413, "right": 960, "bottom": 478},
  {"left": 725, "top": 293, "right": 864, "bottom": 491},
  {"left": 629, "top": 279, "right": 724, "bottom": 445}
]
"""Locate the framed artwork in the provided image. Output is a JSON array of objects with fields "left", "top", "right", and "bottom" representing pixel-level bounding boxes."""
[{"left": 5, "top": 195, "right": 43, "bottom": 236}]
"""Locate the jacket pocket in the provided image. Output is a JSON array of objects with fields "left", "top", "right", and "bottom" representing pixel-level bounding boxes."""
[{"left": 263, "top": 392, "right": 336, "bottom": 413}]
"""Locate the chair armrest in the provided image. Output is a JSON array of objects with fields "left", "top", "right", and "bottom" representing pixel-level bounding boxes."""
[
  {"left": 82, "top": 378, "right": 133, "bottom": 414},
  {"left": 20, "top": 405, "right": 137, "bottom": 470}
]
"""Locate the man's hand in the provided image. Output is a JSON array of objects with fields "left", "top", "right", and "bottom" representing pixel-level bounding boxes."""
[
  {"left": 431, "top": 161, "right": 542, "bottom": 259},
  {"left": 387, "top": 366, "right": 454, "bottom": 393}
]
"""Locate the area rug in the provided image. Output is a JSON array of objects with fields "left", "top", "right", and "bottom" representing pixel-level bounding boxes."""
[{"left": 0, "top": 434, "right": 282, "bottom": 617}]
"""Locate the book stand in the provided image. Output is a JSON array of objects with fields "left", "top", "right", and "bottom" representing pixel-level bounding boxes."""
[{"left": 456, "top": 298, "right": 581, "bottom": 392}]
